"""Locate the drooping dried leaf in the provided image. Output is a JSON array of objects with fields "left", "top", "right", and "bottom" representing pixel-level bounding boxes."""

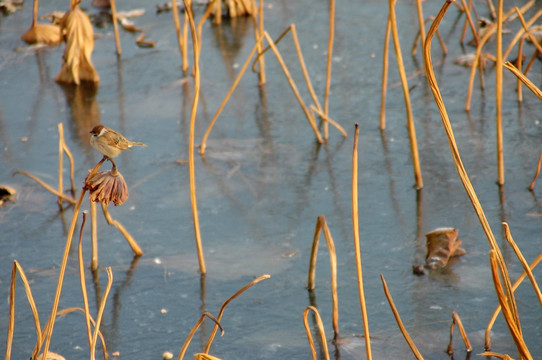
[
  {"left": 36, "top": 352, "right": 66, "bottom": 360},
  {"left": 55, "top": 5, "right": 100, "bottom": 85},
  {"left": 425, "top": 227, "right": 466, "bottom": 269},
  {"left": 21, "top": 23, "right": 61, "bottom": 45}
]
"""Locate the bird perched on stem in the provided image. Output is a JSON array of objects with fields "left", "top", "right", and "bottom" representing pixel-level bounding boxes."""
[{"left": 90, "top": 125, "right": 147, "bottom": 159}]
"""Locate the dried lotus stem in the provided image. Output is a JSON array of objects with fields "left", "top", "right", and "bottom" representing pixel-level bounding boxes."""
[
  {"left": 529, "top": 151, "right": 542, "bottom": 191},
  {"left": 101, "top": 203, "right": 143, "bottom": 256},
  {"left": 303, "top": 306, "right": 330, "bottom": 360},
  {"left": 110, "top": 0, "right": 121, "bottom": 56},
  {"left": 177, "top": 312, "right": 223, "bottom": 360},
  {"left": 447, "top": 312, "right": 472, "bottom": 355},
  {"left": 323, "top": 0, "right": 335, "bottom": 140}
]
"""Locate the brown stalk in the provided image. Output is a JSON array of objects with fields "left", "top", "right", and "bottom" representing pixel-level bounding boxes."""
[
  {"left": 38, "top": 158, "right": 105, "bottom": 360},
  {"left": 55, "top": 307, "right": 108, "bottom": 359},
  {"left": 380, "top": 274, "right": 424, "bottom": 360},
  {"left": 515, "top": 38, "right": 524, "bottom": 102},
  {"left": 447, "top": 311, "right": 472, "bottom": 355},
  {"left": 351, "top": 124, "right": 372, "bottom": 359},
  {"left": 380, "top": 16, "right": 391, "bottom": 130},
  {"left": 496, "top": 0, "right": 504, "bottom": 185},
  {"left": 182, "top": 4, "right": 189, "bottom": 72},
  {"left": 411, "top": 17, "right": 448, "bottom": 57},
  {"left": 60, "top": 127, "right": 76, "bottom": 197},
  {"left": 199, "top": 41, "right": 260, "bottom": 155},
  {"left": 323, "top": 0, "right": 335, "bottom": 141},
  {"left": 90, "top": 201, "right": 98, "bottom": 270},
  {"left": 177, "top": 312, "right": 223, "bottom": 360},
  {"left": 14, "top": 171, "right": 76, "bottom": 204},
  {"left": 461, "top": 0, "right": 479, "bottom": 46},
  {"left": 254, "top": 0, "right": 266, "bottom": 85},
  {"left": 528, "top": 151, "right": 542, "bottom": 191},
  {"left": 302, "top": 306, "right": 330, "bottom": 360},
  {"left": 262, "top": 31, "right": 324, "bottom": 143},
  {"left": 502, "top": 11, "right": 542, "bottom": 60},
  {"left": 488, "top": 250, "right": 531, "bottom": 359},
  {"left": 504, "top": 61, "right": 542, "bottom": 101},
  {"left": 309, "top": 105, "right": 346, "bottom": 138},
  {"left": 196, "top": 0, "right": 216, "bottom": 67},
  {"left": 389, "top": 0, "right": 423, "bottom": 189},
  {"left": 307, "top": 215, "right": 339, "bottom": 340},
  {"left": 90, "top": 267, "right": 113, "bottom": 360},
  {"left": 412, "top": 0, "right": 426, "bottom": 56},
  {"left": 57, "top": 123, "right": 64, "bottom": 208},
  {"left": 203, "top": 274, "right": 270, "bottom": 353},
  {"left": 465, "top": 2, "right": 532, "bottom": 110},
  {"left": 171, "top": 0, "right": 186, "bottom": 71},
  {"left": 486, "top": 0, "right": 496, "bottom": 20},
  {"left": 515, "top": 8, "right": 542, "bottom": 56},
  {"left": 110, "top": 0, "right": 121, "bottom": 56},
  {"left": 100, "top": 203, "right": 143, "bottom": 256},
  {"left": 424, "top": 0, "right": 500, "bottom": 253},
  {"left": 77, "top": 212, "right": 93, "bottom": 351},
  {"left": 480, "top": 352, "right": 515, "bottom": 360},
  {"left": 6, "top": 261, "right": 43, "bottom": 360},
  {"left": 485, "top": 251, "right": 542, "bottom": 350},
  {"left": 502, "top": 223, "right": 542, "bottom": 307},
  {"left": 183, "top": 0, "right": 206, "bottom": 274}
]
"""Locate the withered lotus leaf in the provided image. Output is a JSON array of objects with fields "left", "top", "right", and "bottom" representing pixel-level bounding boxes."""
[
  {"left": 21, "top": 23, "right": 61, "bottom": 45},
  {"left": 425, "top": 227, "right": 466, "bottom": 269},
  {"left": 55, "top": 5, "right": 99, "bottom": 85}
]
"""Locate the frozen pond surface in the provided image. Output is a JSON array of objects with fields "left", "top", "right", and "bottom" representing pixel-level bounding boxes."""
[{"left": 1, "top": 0, "right": 542, "bottom": 359}]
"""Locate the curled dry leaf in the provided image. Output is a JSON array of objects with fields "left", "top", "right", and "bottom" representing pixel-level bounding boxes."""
[
  {"left": 425, "top": 227, "right": 466, "bottom": 269},
  {"left": 55, "top": 5, "right": 100, "bottom": 85},
  {"left": 136, "top": 33, "right": 155, "bottom": 48},
  {"left": 36, "top": 352, "right": 67, "bottom": 360},
  {"left": 21, "top": 23, "right": 61, "bottom": 45}
]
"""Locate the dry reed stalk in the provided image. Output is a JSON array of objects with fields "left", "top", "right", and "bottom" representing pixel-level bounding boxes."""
[
  {"left": 411, "top": 17, "right": 448, "bottom": 57},
  {"left": 38, "top": 158, "right": 105, "bottom": 360},
  {"left": 515, "top": 38, "right": 524, "bottom": 102},
  {"left": 90, "top": 201, "right": 98, "bottom": 270},
  {"left": 485, "top": 251, "right": 542, "bottom": 350},
  {"left": 57, "top": 123, "right": 64, "bottom": 208},
  {"left": 302, "top": 306, "right": 330, "bottom": 360},
  {"left": 496, "top": 0, "right": 504, "bottom": 185},
  {"left": 182, "top": 4, "right": 189, "bottom": 72},
  {"left": 389, "top": 0, "right": 423, "bottom": 189},
  {"left": 177, "top": 312, "right": 223, "bottom": 360},
  {"left": 424, "top": 0, "right": 501, "bottom": 253},
  {"left": 183, "top": 0, "right": 206, "bottom": 275},
  {"left": 100, "top": 203, "right": 143, "bottom": 256},
  {"left": 252, "top": 0, "right": 266, "bottom": 85},
  {"left": 196, "top": 0, "right": 216, "bottom": 67},
  {"left": 412, "top": 0, "right": 426, "bottom": 56},
  {"left": 262, "top": 31, "right": 324, "bottom": 143},
  {"left": 465, "top": 2, "right": 532, "bottom": 111},
  {"left": 486, "top": 0, "right": 496, "bottom": 20},
  {"left": 77, "top": 211, "right": 93, "bottom": 352},
  {"left": 60, "top": 129, "right": 76, "bottom": 198},
  {"left": 110, "top": 0, "right": 121, "bottom": 56},
  {"left": 351, "top": 124, "right": 372, "bottom": 360},
  {"left": 503, "top": 61, "right": 542, "bottom": 101},
  {"left": 203, "top": 274, "right": 270, "bottom": 353},
  {"left": 90, "top": 267, "right": 113, "bottom": 360},
  {"left": 171, "top": 0, "right": 186, "bottom": 71},
  {"left": 480, "top": 352, "right": 515, "bottom": 360},
  {"left": 323, "top": 0, "right": 335, "bottom": 141},
  {"left": 55, "top": 307, "right": 108, "bottom": 359},
  {"left": 528, "top": 152, "right": 542, "bottom": 191},
  {"left": 309, "top": 105, "right": 346, "bottom": 138},
  {"left": 502, "top": 11, "right": 542, "bottom": 60},
  {"left": 460, "top": 0, "right": 479, "bottom": 46},
  {"left": 199, "top": 41, "right": 260, "bottom": 155},
  {"left": 447, "top": 311, "right": 472, "bottom": 355},
  {"left": 515, "top": 9, "right": 542, "bottom": 56},
  {"left": 307, "top": 215, "right": 339, "bottom": 339},
  {"left": 488, "top": 250, "right": 532, "bottom": 359},
  {"left": 6, "top": 261, "right": 43, "bottom": 360},
  {"left": 380, "top": 17, "right": 391, "bottom": 130},
  {"left": 502, "top": 223, "right": 542, "bottom": 307},
  {"left": 14, "top": 170, "right": 76, "bottom": 204},
  {"left": 380, "top": 274, "right": 424, "bottom": 360}
]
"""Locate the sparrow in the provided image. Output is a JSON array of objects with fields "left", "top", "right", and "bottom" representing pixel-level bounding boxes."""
[{"left": 89, "top": 125, "right": 147, "bottom": 158}]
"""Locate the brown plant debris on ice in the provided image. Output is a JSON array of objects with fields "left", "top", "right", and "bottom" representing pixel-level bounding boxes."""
[
  {"left": 425, "top": 227, "right": 466, "bottom": 269},
  {"left": 21, "top": 0, "right": 61, "bottom": 45},
  {"left": 55, "top": 3, "right": 100, "bottom": 85}
]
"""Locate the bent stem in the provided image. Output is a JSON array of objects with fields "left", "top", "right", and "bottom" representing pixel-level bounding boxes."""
[
  {"left": 177, "top": 312, "right": 223, "bottom": 360},
  {"left": 303, "top": 306, "right": 330, "bottom": 360},
  {"left": 447, "top": 311, "right": 472, "bottom": 355},
  {"left": 307, "top": 215, "right": 339, "bottom": 340},
  {"left": 101, "top": 203, "right": 143, "bottom": 256}
]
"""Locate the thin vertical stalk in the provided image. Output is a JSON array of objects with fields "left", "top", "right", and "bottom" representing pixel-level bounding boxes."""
[
  {"left": 496, "top": 0, "right": 504, "bottom": 185},
  {"left": 57, "top": 123, "right": 64, "bottom": 208},
  {"left": 110, "top": 0, "right": 121, "bottom": 56},
  {"left": 389, "top": 0, "right": 423, "bottom": 189},
  {"left": 352, "top": 124, "right": 372, "bottom": 360},
  {"left": 447, "top": 312, "right": 472, "bottom": 355},
  {"left": 516, "top": 38, "right": 524, "bottom": 102},
  {"left": 77, "top": 212, "right": 93, "bottom": 352},
  {"left": 413, "top": 0, "right": 425, "bottom": 55},
  {"left": 171, "top": 0, "right": 185, "bottom": 71},
  {"left": 380, "top": 17, "right": 391, "bottom": 130},
  {"left": 303, "top": 306, "right": 330, "bottom": 360},
  {"left": 380, "top": 274, "right": 424, "bottom": 360},
  {"left": 90, "top": 200, "right": 98, "bottom": 270},
  {"left": 323, "top": 0, "right": 335, "bottom": 141},
  {"left": 461, "top": 0, "right": 479, "bottom": 46},
  {"left": 183, "top": 0, "right": 206, "bottom": 274},
  {"left": 528, "top": 151, "right": 542, "bottom": 191},
  {"left": 90, "top": 267, "right": 113, "bottom": 360},
  {"left": 177, "top": 312, "right": 222, "bottom": 360}
]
